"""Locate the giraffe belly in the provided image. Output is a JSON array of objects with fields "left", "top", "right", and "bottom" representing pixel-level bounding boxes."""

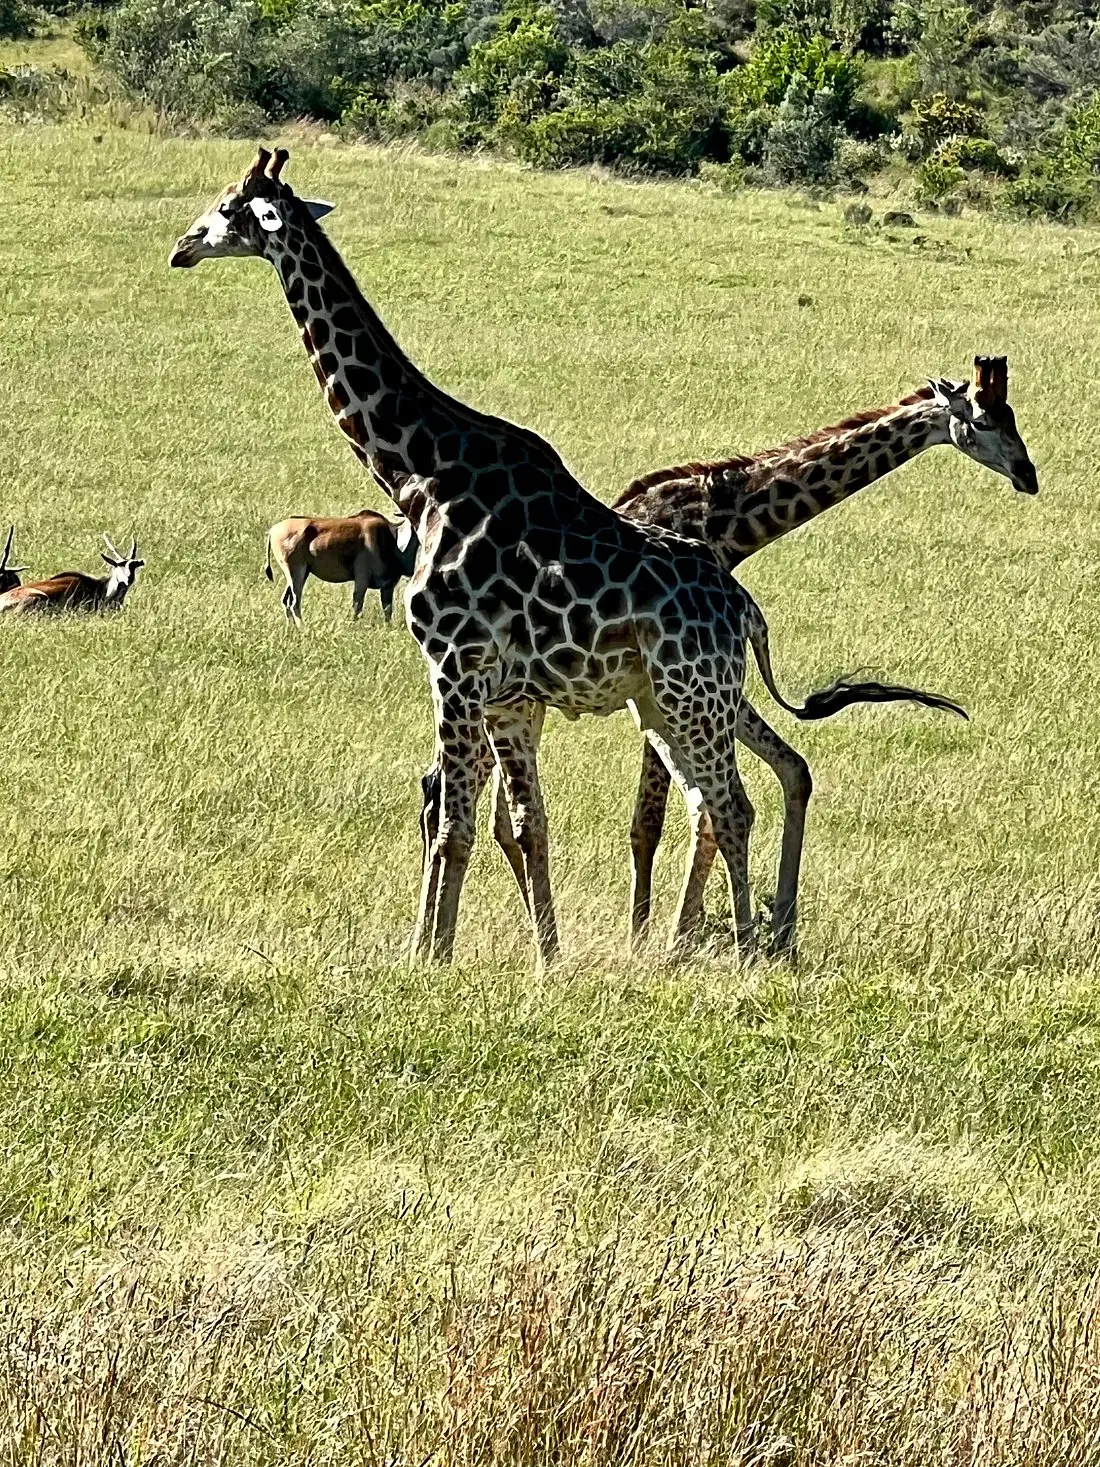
[{"left": 491, "top": 645, "right": 650, "bottom": 720}]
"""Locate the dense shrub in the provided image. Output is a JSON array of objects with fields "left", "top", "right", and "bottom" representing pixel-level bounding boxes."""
[
  {"left": 910, "top": 92, "right": 985, "bottom": 150},
  {"left": 0, "top": 0, "right": 34, "bottom": 38},
  {"left": 65, "top": 0, "right": 1100, "bottom": 215},
  {"left": 933, "top": 134, "right": 1016, "bottom": 176}
]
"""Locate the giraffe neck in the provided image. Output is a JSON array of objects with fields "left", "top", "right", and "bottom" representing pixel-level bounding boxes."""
[
  {"left": 697, "top": 395, "right": 953, "bottom": 565},
  {"left": 266, "top": 215, "right": 487, "bottom": 498}
]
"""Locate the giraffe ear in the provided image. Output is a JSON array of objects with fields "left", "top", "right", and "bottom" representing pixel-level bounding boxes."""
[
  {"left": 396, "top": 518, "right": 416, "bottom": 553},
  {"left": 304, "top": 199, "right": 335, "bottom": 221},
  {"left": 247, "top": 198, "right": 285, "bottom": 231},
  {"left": 927, "top": 377, "right": 971, "bottom": 415}
]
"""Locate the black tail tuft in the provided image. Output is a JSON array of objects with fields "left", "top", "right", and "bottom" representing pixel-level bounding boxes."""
[
  {"left": 264, "top": 564, "right": 273, "bottom": 581},
  {"left": 797, "top": 677, "right": 968, "bottom": 722}
]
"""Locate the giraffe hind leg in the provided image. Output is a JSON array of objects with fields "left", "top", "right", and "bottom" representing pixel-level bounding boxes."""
[
  {"left": 628, "top": 736, "right": 672, "bottom": 945},
  {"left": 632, "top": 694, "right": 755, "bottom": 961},
  {"left": 490, "top": 763, "right": 532, "bottom": 916},
  {"left": 734, "top": 700, "right": 812, "bottom": 961}
]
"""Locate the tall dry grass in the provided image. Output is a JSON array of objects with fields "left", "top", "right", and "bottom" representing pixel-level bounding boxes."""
[{"left": 3, "top": 1227, "right": 1100, "bottom": 1464}]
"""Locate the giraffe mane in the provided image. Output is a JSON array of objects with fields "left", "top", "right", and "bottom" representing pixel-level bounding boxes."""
[{"left": 615, "top": 383, "right": 957, "bottom": 505}]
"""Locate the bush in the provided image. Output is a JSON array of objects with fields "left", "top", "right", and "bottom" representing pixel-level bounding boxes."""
[
  {"left": 0, "top": 0, "right": 33, "bottom": 39},
  {"left": 728, "top": 27, "right": 862, "bottom": 119},
  {"left": 757, "top": 0, "right": 900, "bottom": 55},
  {"left": 909, "top": 91, "right": 984, "bottom": 150},
  {"left": 452, "top": 2, "right": 568, "bottom": 128},
  {"left": 92, "top": 0, "right": 261, "bottom": 121},
  {"left": 834, "top": 132, "right": 888, "bottom": 181},
  {"left": 340, "top": 79, "right": 450, "bottom": 140},
  {"left": 914, "top": 152, "right": 964, "bottom": 201},
  {"left": 763, "top": 74, "right": 842, "bottom": 182},
  {"left": 932, "top": 133, "right": 1016, "bottom": 176},
  {"left": 1002, "top": 165, "right": 1093, "bottom": 220}
]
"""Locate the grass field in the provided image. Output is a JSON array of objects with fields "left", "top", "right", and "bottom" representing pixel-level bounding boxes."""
[{"left": 3, "top": 124, "right": 1100, "bottom": 1461}]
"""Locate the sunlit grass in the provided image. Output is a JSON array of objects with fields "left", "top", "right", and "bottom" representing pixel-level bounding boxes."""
[{"left": 2, "top": 124, "right": 1099, "bottom": 1460}]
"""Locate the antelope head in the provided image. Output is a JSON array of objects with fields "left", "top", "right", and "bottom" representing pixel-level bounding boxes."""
[{"left": 102, "top": 533, "right": 146, "bottom": 606}]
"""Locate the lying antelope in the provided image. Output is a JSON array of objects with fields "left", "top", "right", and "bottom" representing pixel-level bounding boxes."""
[
  {"left": 0, "top": 534, "right": 144, "bottom": 616},
  {"left": 0, "top": 526, "right": 26, "bottom": 594},
  {"left": 264, "top": 509, "right": 418, "bottom": 624}
]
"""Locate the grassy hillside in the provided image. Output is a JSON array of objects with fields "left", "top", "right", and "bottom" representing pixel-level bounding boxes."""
[{"left": 2, "top": 125, "right": 1100, "bottom": 1460}]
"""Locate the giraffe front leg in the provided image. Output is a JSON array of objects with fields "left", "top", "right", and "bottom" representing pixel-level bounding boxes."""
[
  {"left": 629, "top": 736, "right": 672, "bottom": 944},
  {"left": 487, "top": 705, "right": 558, "bottom": 969},
  {"left": 413, "top": 695, "right": 485, "bottom": 964},
  {"left": 419, "top": 734, "right": 528, "bottom": 916}
]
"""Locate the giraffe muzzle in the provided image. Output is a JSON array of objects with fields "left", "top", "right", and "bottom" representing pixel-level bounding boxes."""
[
  {"left": 169, "top": 238, "right": 200, "bottom": 268},
  {"left": 1013, "top": 460, "right": 1039, "bottom": 496}
]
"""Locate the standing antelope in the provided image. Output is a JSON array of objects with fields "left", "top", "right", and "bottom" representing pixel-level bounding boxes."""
[
  {"left": 0, "top": 535, "right": 145, "bottom": 616},
  {"left": 264, "top": 509, "right": 418, "bottom": 624},
  {"left": 0, "top": 527, "right": 27, "bottom": 594}
]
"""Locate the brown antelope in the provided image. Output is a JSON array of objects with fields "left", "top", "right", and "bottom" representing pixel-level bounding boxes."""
[
  {"left": 263, "top": 508, "right": 418, "bottom": 624},
  {"left": 0, "top": 527, "right": 27, "bottom": 594},
  {"left": 0, "top": 534, "right": 144, "bottom": 616}
]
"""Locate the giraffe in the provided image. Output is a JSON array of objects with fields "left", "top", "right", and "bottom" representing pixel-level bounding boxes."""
[
  {"left": 169, "top": 147, "right": 957, "bottom": 965},
  {"left": 443, "top": 358, "right": 1036, "bottom": 954},
  {"left": 613, "top": 357, "right": 1037, "bottom": 944}
]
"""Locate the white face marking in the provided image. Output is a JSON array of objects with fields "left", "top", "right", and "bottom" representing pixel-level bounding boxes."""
[
  {"left": 196, "top": 208, "right": 233, "bottom": 248},
  {"left": 248, "top": 198, "right": 284, "bottom": 231}
]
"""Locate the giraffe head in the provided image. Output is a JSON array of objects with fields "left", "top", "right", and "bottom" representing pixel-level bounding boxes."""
[
  {"left": 929, "top": 355, "right": 1038, "bottom": 495},
  {"left": 169, "top": 147, "right": 333, "bottom": 269}
]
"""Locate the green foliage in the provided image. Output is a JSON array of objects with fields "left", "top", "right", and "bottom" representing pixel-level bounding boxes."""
[
  {"left": 757, "top": 0, "right": 899, "bottom": 55},
  {"left": 762, "top": 72, "right": 843, "bottom": 180},
  {"left": 91, "top": 0, "right": 262, "bottom": 120},
  {"left": 68, "top": 0, "right": 1100, "bottom": 207},
  {"left": 914, "top": 153, "right": 965, "bottom": 201},
  {"left": 1057, "top": 91, "right": 1100, "bottom": 175},
  {"left": 727, "top": 27, "right": 863, "bottom": 116},
  {"left": 910, "top": 92, "right": 984, "bottom": 150},
  {"left": 932, "top": 133, "right": 1016, "bottom": 176},
  {"left": 0, "top": 0, "right": 34, "bottom": 39},
  {"left": 1002, "top": 162, "right": 1093, "bottom": 219},
  {"left": 453, "top": 1, "right": 568, "bottom": 126}
]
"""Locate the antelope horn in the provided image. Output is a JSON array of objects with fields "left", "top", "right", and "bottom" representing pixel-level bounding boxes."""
[
  {"left": 266, "top": 147, "right": 290, "bottom": 181},
  {"left": 129, "top": 536, "right": 138, "bottom": 561},
  {"left": 103, "top": 531, "right": 122, "bottom": 560},
  {"left": 0, "top": 525, "right": 12, "bottom": 571}
]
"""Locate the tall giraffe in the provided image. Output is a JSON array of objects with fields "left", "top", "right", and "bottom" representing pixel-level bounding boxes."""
[
  {"left": 170, "top": 148, "right": 956, "bottom": 964},
  {"left": 455, "top": 359, "right": 1036, "bottom": 952}
]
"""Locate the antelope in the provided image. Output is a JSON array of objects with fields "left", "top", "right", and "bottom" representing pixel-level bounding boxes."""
[
  {"left": 0, "top": 534, "right": 144, "bottom": 616},
  {"left": 263, "top": 508, "right": 418, "bottom": 624},
  {"left": 0, "top": 527, "right": 27, "bottom": 594}
]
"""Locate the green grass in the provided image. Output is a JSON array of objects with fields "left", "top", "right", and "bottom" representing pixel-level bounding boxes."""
[{"left": 2, "top": 125, "right": 1100, "bottom": 1460}]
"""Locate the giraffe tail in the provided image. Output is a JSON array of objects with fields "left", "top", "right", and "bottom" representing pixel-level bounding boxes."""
[
  {"left": 744, "top": 600, "right": 968, "bottom": 723},
  {"left": 264, "top": 532, "right": 274, "bottom": 582}
]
